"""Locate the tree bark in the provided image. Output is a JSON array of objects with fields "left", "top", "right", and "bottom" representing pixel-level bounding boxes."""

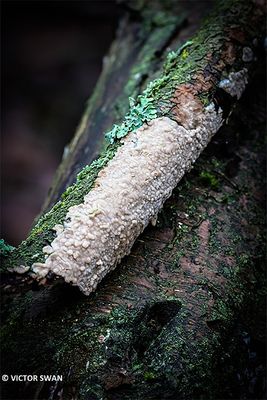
[
  {"left": 2, "top": 0, "right": 264, "bottom": 276},
  {"left": 1, "top": 1, "right": 266, "bottom": 399}
]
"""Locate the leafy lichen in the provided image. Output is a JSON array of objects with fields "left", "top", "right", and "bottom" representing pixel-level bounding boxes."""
[
  {"left": 105, "top": 96, "right": 157, "bottom": 143},
  {"left": 0, "top": 239, "right": 15, "bottom": 258}
]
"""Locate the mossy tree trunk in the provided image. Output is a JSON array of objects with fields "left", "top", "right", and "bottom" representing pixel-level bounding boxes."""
[
  {"left": 40, "top": 0, "right": 197, "bottom": 213},
  {"left": 1, "top": 1, "right": 266, "bottom": 399}
]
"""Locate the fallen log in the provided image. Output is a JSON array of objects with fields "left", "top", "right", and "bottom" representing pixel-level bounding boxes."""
[
  {"left": 1, "top": 0, "right": 266, "bottom": 399},
  {"left": 2, "top": 0, "right": 264, "bottom": 291}
]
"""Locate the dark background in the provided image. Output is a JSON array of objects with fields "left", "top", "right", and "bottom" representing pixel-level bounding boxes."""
[{"left": 1, "top": 0, "right": 120, "bottom": 245}]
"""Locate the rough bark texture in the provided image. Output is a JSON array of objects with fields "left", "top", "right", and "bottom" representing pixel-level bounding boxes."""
[
  {"left": 1, "top": 1, "right": 266, "bottom": 399},
  {"left": 1, "top": 69, "right": 266, "bottom": 399},
  {"left": 2, "top": 0, "right": 264, "bottom": 276}
]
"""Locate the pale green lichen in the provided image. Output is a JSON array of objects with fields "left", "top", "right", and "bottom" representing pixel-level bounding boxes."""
[
  {"left": 105, "top": 96, "right": 157, "bottom": 143},
  {"left": 0, "top": 239, "right": 15, "bottom": 258}
]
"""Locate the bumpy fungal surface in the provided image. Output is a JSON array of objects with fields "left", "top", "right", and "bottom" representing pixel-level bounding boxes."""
[
  {"left": 33, "top": 105, "right": 223, "bottom": 295},
  {"left": 218, "top": 68, "right": 248, "bottom": 99}
]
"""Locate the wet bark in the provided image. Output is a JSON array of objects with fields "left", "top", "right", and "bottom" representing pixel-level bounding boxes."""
[{"left": 1, "top": 1, "right": 266, "bottom": 399}]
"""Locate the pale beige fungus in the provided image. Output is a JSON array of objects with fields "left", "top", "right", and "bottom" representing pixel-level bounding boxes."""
[{"left": 32, "top": 104, "right": 226, "bottom": 295}]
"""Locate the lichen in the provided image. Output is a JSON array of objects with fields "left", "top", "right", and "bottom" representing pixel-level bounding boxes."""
[
  {"left": 0, "top": 239, "right": 15, "bottom": 258},
  {"left": 105, "top": 96, "right": 157, "bottom": 143}
]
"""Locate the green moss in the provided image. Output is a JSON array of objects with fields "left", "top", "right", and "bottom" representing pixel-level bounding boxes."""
[
  {"left": 142, "top": 309, "right": 221, "bottom": 396},
  {"left": 143, "top": 371, "right": 156, "bottom": 381},
  {"left": 123, "top": 14, "right": 184, "bottom": 98},
  {"left": 200, "top": 171, "right": 219, "bottom": 189},
  {"left": 181, "top": 48, "right": 189, "bottom": 60}
]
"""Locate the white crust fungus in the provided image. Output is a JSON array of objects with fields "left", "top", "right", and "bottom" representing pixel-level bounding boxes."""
[
  {"left": 218, "top": 68, "right": 248, "bottom": 99},
  {"left": 33, "top": 105, "right": 224, "bottom": 295}
]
